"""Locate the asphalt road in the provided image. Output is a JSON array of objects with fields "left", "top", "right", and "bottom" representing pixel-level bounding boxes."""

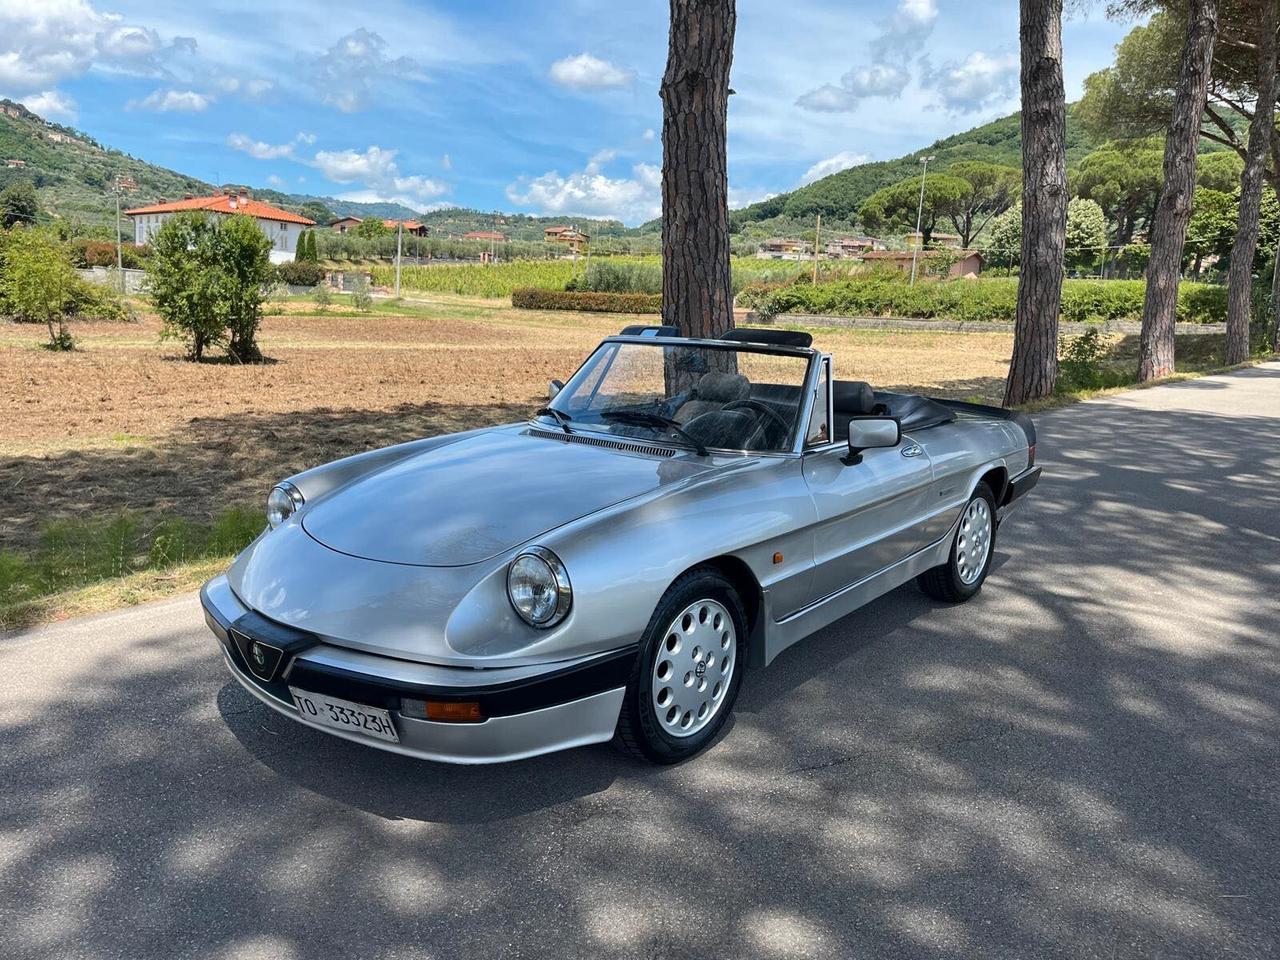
[{"left": 4, "top": 364, "right": 1280, "bottom": 960}]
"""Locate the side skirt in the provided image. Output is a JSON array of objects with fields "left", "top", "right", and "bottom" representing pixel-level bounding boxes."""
[{"left": 758, "top": 520, "right": 957, "bottom": 666}]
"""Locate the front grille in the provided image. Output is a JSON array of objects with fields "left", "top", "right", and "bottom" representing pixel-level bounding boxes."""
[{"left": 527, "top": 428, "right": 677, "bottom": 457}]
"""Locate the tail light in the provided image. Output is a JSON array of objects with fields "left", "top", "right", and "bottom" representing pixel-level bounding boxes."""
[{"left": 1027, "top": 442, "right": 1036, "bottom": 466}]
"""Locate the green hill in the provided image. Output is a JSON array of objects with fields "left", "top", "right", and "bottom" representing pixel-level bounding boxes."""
[{"left": 728, "top": 108, "right": 1095, "bottom": 230}]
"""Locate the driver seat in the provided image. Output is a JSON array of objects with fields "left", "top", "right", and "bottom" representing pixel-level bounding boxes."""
[{"left": 675, "top": 372, "right": 751, "bottom": 423}]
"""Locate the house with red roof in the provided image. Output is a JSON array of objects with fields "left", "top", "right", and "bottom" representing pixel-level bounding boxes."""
[{"left": 124, "top": 190, "right": 316, "bottom": 263}]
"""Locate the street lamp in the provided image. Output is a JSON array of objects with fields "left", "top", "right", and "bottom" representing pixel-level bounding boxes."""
[{"left": 909, "top": 155, "right": 934, "bottom": 287}]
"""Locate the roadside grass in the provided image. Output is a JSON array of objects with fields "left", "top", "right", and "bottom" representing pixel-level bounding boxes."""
[{"left": 0, "top": 507, "right": 261, "bottom": 631}]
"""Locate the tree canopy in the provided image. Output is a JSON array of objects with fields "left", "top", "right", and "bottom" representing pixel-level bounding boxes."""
[
  {"left": 858, "top": 173, "right": 972, "bottom": 245},
  {"left": 1071, "top": 143, "right": 1164, "bottom": 243},
  {"left": 941, "top": 161, "right": 1019, "bottom": 246}
]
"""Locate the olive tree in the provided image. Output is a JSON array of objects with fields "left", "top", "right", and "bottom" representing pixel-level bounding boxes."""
[{"left": 0, "top": 228, "right": 76, "bottom": 349}]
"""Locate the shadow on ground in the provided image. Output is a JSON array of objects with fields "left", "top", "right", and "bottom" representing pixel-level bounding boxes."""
[{"left": 1, "top": 367, "right": 1279, "bottom": 959}]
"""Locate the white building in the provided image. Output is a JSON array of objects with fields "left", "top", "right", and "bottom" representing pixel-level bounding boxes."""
[{"left": 125, "top": 191, "right": 316, "bottom": 263}]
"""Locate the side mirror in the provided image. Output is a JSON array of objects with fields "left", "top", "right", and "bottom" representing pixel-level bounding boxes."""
[
  {"left": 548, "top": 379, "right": 564, "bottom": 400},
  {"left": 844, "top": 416, "right": 901, "bottom": 465}
]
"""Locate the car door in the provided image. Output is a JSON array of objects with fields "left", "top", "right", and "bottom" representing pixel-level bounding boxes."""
[{"left": 801, "top": 431, "right": 935, "bottom": 604}]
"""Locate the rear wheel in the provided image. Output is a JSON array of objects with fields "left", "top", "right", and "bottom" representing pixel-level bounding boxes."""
[
  {"left": 917, "top": 483, "right": 996, "bottom": 602},
  {"left": 615, "top": 569, "right": 746, "bottom": 763}
]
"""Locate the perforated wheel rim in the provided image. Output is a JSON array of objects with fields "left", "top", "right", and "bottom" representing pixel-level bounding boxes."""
[
  {"left": 650, "top": 598, "right": 736, "bottom": 738},
  {"left": 955, "top": 496, "right": 992, "bottom": 584}
]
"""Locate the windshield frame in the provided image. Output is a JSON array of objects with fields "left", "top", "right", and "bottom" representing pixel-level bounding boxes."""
[{"left": 537, "top": 335, "right": 821, "bottom": 457}]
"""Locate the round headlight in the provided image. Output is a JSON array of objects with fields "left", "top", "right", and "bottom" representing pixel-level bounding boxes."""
[
  {"left": 507, "top": 547, "right": 571, "bottom": 628},
  {"left": 266, "top": 483, "right": 304, "bottom": 529}
]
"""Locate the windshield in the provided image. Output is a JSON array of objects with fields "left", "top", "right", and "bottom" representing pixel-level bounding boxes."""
[{"left": 543, "top": 340, "right": 813, "bottom": 453}]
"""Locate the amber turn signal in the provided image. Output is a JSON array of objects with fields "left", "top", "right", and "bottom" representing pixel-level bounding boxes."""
[
  {"left": 402, "top": 698, "right": 486, "bottom": 723},
  {"left": 773, "top": 552, "right": 784, "bottom": 564}
]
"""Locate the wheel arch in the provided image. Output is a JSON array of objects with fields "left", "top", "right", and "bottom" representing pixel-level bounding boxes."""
[
  {"left": 672, "top": 554, "right": 766, "bottom": 669},
  {"left": 976, "top": 464, "right": 1009, "bottom": 505}
]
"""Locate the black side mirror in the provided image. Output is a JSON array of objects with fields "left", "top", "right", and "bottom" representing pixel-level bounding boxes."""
[
  {"left": 843, "top": 416, "right": 901, "bottom": 465},
  {"left": 548, "top": 379, "right": 564, "bottom": 400}
]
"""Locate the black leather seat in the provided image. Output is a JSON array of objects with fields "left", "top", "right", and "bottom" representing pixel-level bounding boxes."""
[{"left": 832, "top": 380, "right": 877, "bottom": 441}]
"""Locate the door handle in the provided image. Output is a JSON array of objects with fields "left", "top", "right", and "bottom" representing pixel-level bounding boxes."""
[{"left": 901, "top": 444, "right": 923, "bottom": 458}]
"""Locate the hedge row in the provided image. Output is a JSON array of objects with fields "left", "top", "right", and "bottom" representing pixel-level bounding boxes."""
[
  {"left": 754, "top": 277, "right": 1228, "bottom": 325},
  {"left": 511, "top": 288, "right": 662, "bottom": 313}
]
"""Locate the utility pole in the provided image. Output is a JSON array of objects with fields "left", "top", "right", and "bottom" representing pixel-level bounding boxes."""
[
  {"left": 910, "top": 155, "right": 934, "bottom": 287},
  {"left": 394, "top": 220, "right": 403, "bottom": 298},
  {"left": 112, "top": 174, "right": 137, "bottom": 294},
  {"left": 812, "top": 213, "right": 822, "bottom": 283}
]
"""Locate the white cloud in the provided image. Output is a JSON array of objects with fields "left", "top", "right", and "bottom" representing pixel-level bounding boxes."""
[
  {"left": 549, "top": 53, "right": 632, "bottom": 90},
  {"left": 923, "top": 51, "right": 1019, "bottom": 113},
  {"left": 799, "top": 151, "right": 870, "bottom": 185},
  {"left": 129, "top": 88, "right": 212, "bottom": 112},
  {"left": 728, "top": 185, "right": 778, "bottom": 210},
  {"left": 311, "top": 144, "right": 449, "bottom": 208},
  {"left": 641, "top": 128, "right": 656, "bottom": 142},
  {"left": 309, "top": 28, "right": 419, "bottom": 112},
  {"left": 507, "top": 155, "right": 660, "bottom": 225},
  {"left": 441, "top": 152, "right": 452, "bottom": 170},
  {"left": 266, "top": 174, "right": 286, "bottom": 187},
  {"left": 0, "top": 0, "right": 172, "bottom": 93},
  {"left": 797, "top": 0, "right": 934, "bottom": 112},
  {"left": 22, "top": 89, "right": 77, "bottom": 121},
  {"left": 216, "top": 77, "right": 275, "bottom": 100},
  {"left": 227, "top": 131, "right": 317, "bottom": 160}
]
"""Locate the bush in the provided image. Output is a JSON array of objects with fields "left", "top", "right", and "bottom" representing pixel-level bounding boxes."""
[
  {"left": 275, "top": 259, "right": 325, "bottom": 287},
  {"left": 311, "top": 283, "right": 332, "bottom": 311},
  {"left": 753, "top": 276, "right": 1229, "bottom": 325},
  {"left": 1, "top": 228, "right": 77, "bottom": 348},
  {"left": 350, "top": 272, "right": 373, "bottom": 311},
  {"left": 565, "top": 260, "right": 663, "bottom": 294},
  {"left": 512, "top": 288, "right": 663, "bottom": 313},
  {"left": 1057, "top": 328, "right": 1112, "bottom": 390},
  {"left": 72, "top": 240, "right": 149, "bottom": 269}
]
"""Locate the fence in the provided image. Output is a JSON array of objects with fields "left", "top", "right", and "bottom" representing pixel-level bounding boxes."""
[{"left": 76, "top": 267, "right": 147, "bottom": 294}]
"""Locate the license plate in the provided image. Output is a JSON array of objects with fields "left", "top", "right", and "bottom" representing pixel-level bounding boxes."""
[{"left": 289, "top": 687, "right": 400, "bottom": 743}]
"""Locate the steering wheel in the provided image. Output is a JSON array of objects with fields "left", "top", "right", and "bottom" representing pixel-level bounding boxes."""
[{"left": 721, "top": 399, "right": 792, "bottom": 448}]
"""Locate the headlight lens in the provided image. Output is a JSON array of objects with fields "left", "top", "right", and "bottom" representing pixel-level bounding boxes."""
[
  {"left": 266, "top": 483, "right": 304, "bottom": 529},
  {"left": 507, "top": 547, "right": 571, "bottom": 628}
]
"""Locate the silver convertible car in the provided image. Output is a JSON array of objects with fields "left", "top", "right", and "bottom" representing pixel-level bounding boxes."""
[{"left": 202, "top": 326, "right": 1040, "bottom": 764}]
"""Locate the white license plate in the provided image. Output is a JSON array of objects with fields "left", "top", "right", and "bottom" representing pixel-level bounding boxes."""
[{"left": 289, "top": 687, "right": 400, "bottom": 743}]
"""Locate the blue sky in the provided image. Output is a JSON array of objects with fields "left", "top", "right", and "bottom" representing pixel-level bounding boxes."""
[{"left": 3, "top": 1, "right": 1136, "bottom": 224}]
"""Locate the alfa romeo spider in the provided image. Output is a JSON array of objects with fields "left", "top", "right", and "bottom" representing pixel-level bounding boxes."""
[{"left": 201, "top": 325, "right": 1040, "bottom": 764}]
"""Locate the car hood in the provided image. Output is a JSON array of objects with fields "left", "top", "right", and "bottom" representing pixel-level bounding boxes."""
[{"left": 301, "top": 427, "right": 714, "bottom": 566}]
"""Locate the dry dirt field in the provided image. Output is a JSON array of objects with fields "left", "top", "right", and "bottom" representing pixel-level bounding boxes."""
[{"left": 0, "top": 296, "right": 1015, "bottom": 554}]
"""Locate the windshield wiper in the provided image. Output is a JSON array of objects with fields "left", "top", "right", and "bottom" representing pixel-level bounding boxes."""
[
  {"left": 600, "top": 410, "right": 709, "bottom": 457},
  {"left": 536, "top": 407, "right": 574, "bottom": 434}
]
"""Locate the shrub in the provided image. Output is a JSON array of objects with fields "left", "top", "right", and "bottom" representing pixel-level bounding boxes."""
[
  {"left": 312, "top": 282, "right": 332, "bottom": 311},
  {"left": 350, "top": 272, "right": 373, "bottom": 311},
  {"left": 512, "top": 288, "right": 663, "bottom": 313},
  {"left": 566, "top": 260, "right": 663, "bottom": 294},
  {"left": 753, "top": 276, "right": 1228, "bottom": 325},
  {"left": 0, "top": 228, "right": 77, "bottom": 349},
  {"left": 275, "top": 259, "right": 325, "bottom": 287},
  {"left": 149, "top": 211, "right": 274, "bottom": 362},
  {"left": 72, "top": 240, "right": 149, "bottom": 269},
  {"left": 1057, "top": 328, "right": 1112, "bottom": 390}
]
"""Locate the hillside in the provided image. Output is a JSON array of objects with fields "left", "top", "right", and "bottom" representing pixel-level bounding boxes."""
[
  {"left": 728, "top": 108, "right": 1095, "bottom": 230},
  {"left": 0, "top": 99, "right": 422, "bottom": 231}
]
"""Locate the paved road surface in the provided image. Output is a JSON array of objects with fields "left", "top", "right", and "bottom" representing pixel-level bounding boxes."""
[{"left": 4, "top": 364, "right": 1279, "bottom": 960}]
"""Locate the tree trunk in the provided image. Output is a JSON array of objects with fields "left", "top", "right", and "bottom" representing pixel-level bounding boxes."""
[
  {"left": 1138, "top": 0, "right": 1219, "bottom": 381},
  {"left": 1005, "top": 0, "right": 1068, "bottom": 406},
  {"left": 661, "top": 0, "right": 736, "bottom": 339},
  {"left": 1226, "top": 0, "right": 1277, "bottom": 365}
]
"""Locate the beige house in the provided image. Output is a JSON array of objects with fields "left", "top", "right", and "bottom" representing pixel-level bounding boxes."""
[
  {"left": 544, "top": 225, "right": 589, "bottom": 254},
  {"left": 861, "top": 249, "right": 984, "bottom": 278}
]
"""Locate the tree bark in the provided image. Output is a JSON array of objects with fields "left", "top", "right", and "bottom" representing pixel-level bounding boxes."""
[
  {"left": 1005, "top": 0, "right": 1068, "bottom": 407},
  {"left": 1138, "top": 0, "right": 1219, "bottom": 381},
  {"left": 661, "top": 0, "right": 736, "bottom": 339},
  {"left": 1225, "top": 0, "right": 1277, "bottom": 364}
]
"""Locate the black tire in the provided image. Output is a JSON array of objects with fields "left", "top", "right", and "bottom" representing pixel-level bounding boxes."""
[
  {"left": 917, "top": 482, "right": 997, "bottom": 603},
  {"left": 614, "top": 568, "right": 748, "bottom": 764}
]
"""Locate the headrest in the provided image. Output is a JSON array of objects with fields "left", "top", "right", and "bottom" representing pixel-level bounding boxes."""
[
  {"left": 833, "top": 380, "right": 875, "bottom": 414},
  {"left": 697, "top": 372, "right": 751, "bottom": 403}
]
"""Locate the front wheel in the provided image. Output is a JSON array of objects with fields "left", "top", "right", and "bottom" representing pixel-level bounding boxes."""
[
  {"left": 917, "top": 482, "right": 997, "bottom": 602},
  {"left": 614, "top": 569, "right": 747, "bottom": 764}
]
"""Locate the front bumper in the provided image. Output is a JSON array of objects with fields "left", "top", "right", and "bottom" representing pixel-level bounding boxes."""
[{"left": 201, "top": 576, "right": 631, "bottom": 764}]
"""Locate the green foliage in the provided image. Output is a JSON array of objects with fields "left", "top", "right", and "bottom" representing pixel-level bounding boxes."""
[
  {"left": 0, "top": 506, "right": 262, "bottom": 612},
  {"left": 942, "top": 161, "right": 1019, "bottom": 246},
  {"left": 565, "top": 260, "right": 663, "bottom": 294},
  {"left": 1186, "top": 188, "right": 1238, "bottom": 270},
  {"left": 511, "top": 288, "right": 663, "bottom": 313},
  {"left": 985, "top": 205, "right": 1021, "bottom": 270},
  {"left": 0, "top": 178, "right": 38, "bottom": 228},
  {"left": 294, "top": 229, "right": 320, "bottom": 263},
  {"left": 353, "top": 218, "right": 391, "bottom": 239},
  {"left": 350, "top": 272, "right": 373, "bottom": 311},
  {"left": 1057, "top": 328, "right": 1114, "bottom": 391},
  {"left": 752, "top": 275, "right": 1228, "bottom": 325},
  {"left": 1, "top": 227, "right": 77, "bottom": 347},
  {"left": 148, "top": 211, "right": 273, "bottom": 362},
  {"left": 275, "top": 259, "right": 325, "bottom": 286},
  {"left": 1065, "top": 198, "right": 1108, "bottom": 270},
  {"left": 311, "top": 282, "right": 332, "bottom": 311},
  {"left": 1198, "top": 152, "right": 1244, "bottom": 193},
  {"left": 1072, "top": 142, "right": 1164, "bottom": 243},
  {"left": 70, "top": 239, "right": 148, "bottom": 269},
  {"left": 299, "top": 200, "right": 335, "bottom": 226},
  {"left": 858, "top": 174, "right": 973, "bottom": 243}
]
